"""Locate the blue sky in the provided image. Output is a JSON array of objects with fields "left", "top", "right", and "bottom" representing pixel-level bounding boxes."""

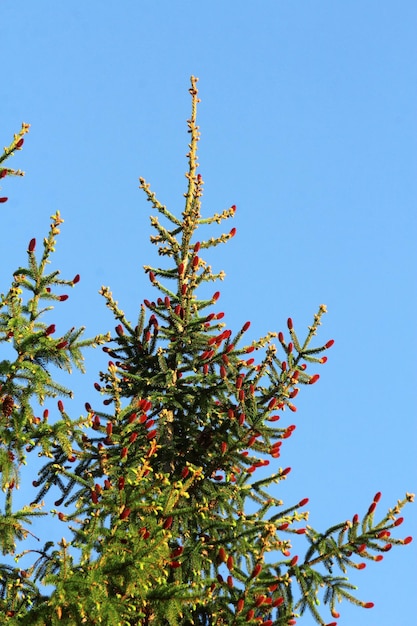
[{"left": 1, "top": 2, "right": 416, "bottom": 624}]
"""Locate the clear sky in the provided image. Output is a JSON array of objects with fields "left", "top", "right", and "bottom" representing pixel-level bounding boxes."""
[{"left": 1, "top": 2, "right": 416, "bottom": 625}]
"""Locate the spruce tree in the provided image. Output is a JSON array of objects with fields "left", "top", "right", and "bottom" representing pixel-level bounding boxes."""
[{"left": 0, "top": 77, "right": 413, "bottom": 626}]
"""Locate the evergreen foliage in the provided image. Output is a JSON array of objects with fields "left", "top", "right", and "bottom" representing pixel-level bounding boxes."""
[{"left": 0, "top": 78, "right": 413, "bottom": 625}]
